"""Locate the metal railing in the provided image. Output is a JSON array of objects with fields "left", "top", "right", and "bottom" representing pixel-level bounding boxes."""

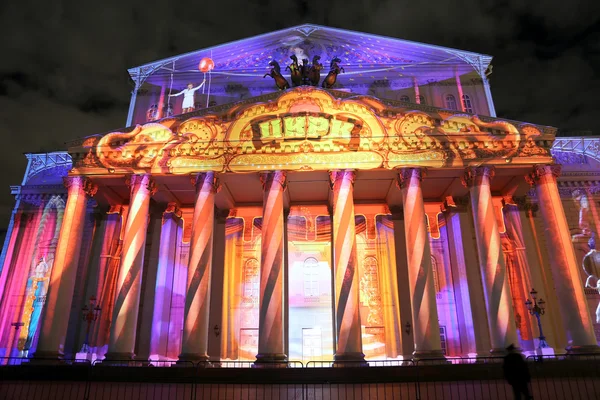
[{"left": 0, "top": 353, "right": 598, "bottom": 399}]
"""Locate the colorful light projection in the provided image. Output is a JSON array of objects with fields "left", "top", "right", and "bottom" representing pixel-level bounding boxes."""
[
  {"left": 73, "top": 87, "right": 553, "bottom": 177},
  {"left": 221, "top": 207, "right": 262, "bottom": 361},
  {"left": 219, "top": 203, "right": 452, "bottom": 362},
  {"left": 1, "top": 195, "right": 65, "bottom": 357},
  {"left": 287, "top": 205, "right": 333, "bottom": 362}
]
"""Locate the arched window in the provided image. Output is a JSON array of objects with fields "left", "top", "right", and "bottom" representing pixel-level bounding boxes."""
[
  {"left": 400, "top": 95, "right": 410, "bottom": 103},
  {"left": 445, "top": 94, "right": 457, "bottom": 110},
  {"left": 416, "top": 95, "right": 426, "bottom": 105},
  {"left": 243, "top": 258, "right": 259, "bottom": 299},
  {"left": 462, "top": 94, "right": 474, "bottom": 113},
  {"left": 303, "top": 257, "right": 319, "bottom": 297}
]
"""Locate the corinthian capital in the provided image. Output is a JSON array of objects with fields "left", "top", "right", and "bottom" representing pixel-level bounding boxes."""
[
  {"left": 503, "top": 195, "right": 539, "bottom": 214},
  {"left": 395, "top": 167, "right": 425, "bottom": 190},
  {"left": 63, "top": 176, "right": 97, "bottom": 197},
  {"left": 163, "top": 202, "right": 183, "bottom": 218},
  {"left": 261, "top": 170, "right": 287, "bottom": 191},
  {"left": 191, "top": 172, "right": 220, "bottom": 193},
  {"left": 525, "top": 164, "right": 562, "bottom": 186},
  {"left": 329, "top": 169, "right": 355, "bottom": 189},
  {"left": 126, "top": 174, "right": 157, "bottom": 196},
  {"left": 461, "top": 166, "right": 495, "bottom": 188}
]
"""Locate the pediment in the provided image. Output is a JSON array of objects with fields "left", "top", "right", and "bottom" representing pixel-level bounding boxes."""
[{"left": 132, "top": 24, "right": 491, "bottom": 89}]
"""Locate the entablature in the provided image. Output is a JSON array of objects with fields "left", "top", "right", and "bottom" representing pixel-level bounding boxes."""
[{"left": 67, "top": 88, "right": 555, "bottom": 178}]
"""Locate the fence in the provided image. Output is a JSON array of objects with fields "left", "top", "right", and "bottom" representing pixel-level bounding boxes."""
[{"left": 1, "top": 354, "right": 599, "bottom": 399}]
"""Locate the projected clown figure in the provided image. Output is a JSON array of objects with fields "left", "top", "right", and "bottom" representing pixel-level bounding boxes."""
[
  {"left": 583, "top": 235, "right": 600, "bottom": 323},
  {"left": 169, "top": 80, "right": 206, "bottom": 113},
  {"left": 20, "top": 257, "right": 52, "bottom": 354}
]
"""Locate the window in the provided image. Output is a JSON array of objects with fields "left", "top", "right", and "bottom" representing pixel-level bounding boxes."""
[
  {"left": 303, "top": 257, "right": 319, "bottom": 297},
  {"left": 400, "top": 95, "right": 410, "bottom": 103},
  {"left": 243, "top": 258, "right": 259, "bottom": 299},
  {"left": 416, "top": 95, "right": 426, "bottom": 105},
  {"left": 462, "top": 94, "right": 474, "bottom": 113},
  {"left": 445, "top": 94, "right": 457, "bottom": 110},
  {"left": 439, "top": 326, "right": 447, "bottom": 355}
]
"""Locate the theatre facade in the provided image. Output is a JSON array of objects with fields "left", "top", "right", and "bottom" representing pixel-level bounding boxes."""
[{"left": 0, "top": 25, "right": 599, "bottom": 365}]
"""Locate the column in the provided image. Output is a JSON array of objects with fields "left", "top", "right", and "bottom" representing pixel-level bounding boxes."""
[
  {"left": 526, "top": 165, "right": 599, "bottom": 352},
  {"left": 105, "top": 174, "right": 155, "bottom": 360},
  {"left": 89, "top": 206, "right": 125, "bottom": 354},
  {"left": 462, "top": 166, "right": 519, "bottom": 353},
  {"left": 389, "top": 208, "right": 416, "bottom": 359},
  {"left": 329, "top": 170, "right": 365, "bottom": 364},
  {"left": 156, "top": 84, "right": 166, "bottom": 120},
  {"left": 515, "top": 197, "right": 567, "bottom": 349},
  {"left": 455, "top": 67, "right": 466, "bottom": 113},
  {"left": 443, "top": 196, "right": 491, "bottom": 356},
  {"left": 179, "top": 172, "right": 219, "bottom": 364},
  {"left": 126, "top": 73, "right": 140, "bottom": 126},
  {"left": 0, "top": 209, "right": 23, "bottom": 311},
  {"left": 208, "top": 208, "right": 228, "bottom": 363},
  {"left": 397, "top": 168, "right": 444, "bottom": 359},
  {"left": 150, "top": 203, "right": 182, "bottom": 360},
  {"left": 413, "top": 77, "right": 421, "bottom": 104},
  {"left": 255, "top": 171, "right": 287, "bottom": 365},
  {"left": 34, "top": 177, "right": 97, "bottom": 359}
]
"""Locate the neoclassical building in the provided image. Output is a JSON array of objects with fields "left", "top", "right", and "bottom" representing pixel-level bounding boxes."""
[{"left": 0, "top": 25, "right": 598, "bottom": 365}]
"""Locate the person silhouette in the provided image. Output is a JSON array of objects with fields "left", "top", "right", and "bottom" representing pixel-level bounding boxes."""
[
  {"left": 169, "top": 81, "right": 206, "bottom": 113},
  {"left": 503, "top": 344, "right": 533, "bottom": 399}
]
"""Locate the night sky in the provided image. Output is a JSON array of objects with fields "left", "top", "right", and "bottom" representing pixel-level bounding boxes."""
[{"left": 0, "top": 0, "right": 599, "bottom": 229}]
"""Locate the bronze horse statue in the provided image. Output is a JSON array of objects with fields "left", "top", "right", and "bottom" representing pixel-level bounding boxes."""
[
  {"left": 286, "top": 55, "right": 303, "bottom": 87},
  {"left": 322, "top": 57, "right": 344, "bottom": 89},
  {"left": 264, "top": 60, "right": 290, "bottom": 90},
  {"left": 308, "top": 56, "right": 323, "bottom": 86}
]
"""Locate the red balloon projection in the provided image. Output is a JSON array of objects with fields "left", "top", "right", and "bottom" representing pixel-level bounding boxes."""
[{"left": 198, "top": 58, "right": 215, "bottom": 73}]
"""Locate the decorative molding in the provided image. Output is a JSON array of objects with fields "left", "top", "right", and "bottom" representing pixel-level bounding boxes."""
[
  {"left": 25, "top": 152, "right": 72, "bottom": 183},
  {"left": 552, "top": 151, "right": 587, "bottom": 165},
  {"left": 503, "top": 195, "right": 539, "bottom": 216},
  {"left": 107, "top": 205, "right": 125, "bottom": 215},
  {"left": 442, "top": 195, "right": 470, "bottom": 212},
  {"left": 163, "top": 202, "right": 183, "bottom": 218},
  {"left": 552, "top": 137, "right": 600, "bottom": 164}
]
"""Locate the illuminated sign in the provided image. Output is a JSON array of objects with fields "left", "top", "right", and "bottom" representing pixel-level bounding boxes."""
[{"left": 74, "top": 87, "right": 553, "bottom": 175}]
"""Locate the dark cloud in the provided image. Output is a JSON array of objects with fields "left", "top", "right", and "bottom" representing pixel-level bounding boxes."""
[{"left": 0, "top": 0, "right": 599, "bottom": 229}]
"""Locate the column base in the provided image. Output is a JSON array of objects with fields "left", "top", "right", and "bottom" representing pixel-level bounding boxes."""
[
  {"left": 29, "top": 350, "right": 65, "bottom": 364},
  {"left": 489, "top": 346, "right": 520, "bottom": 357},
  {"left": 253, "top": 353, "right": 288, "bottom": 368},
  {"left": 566, "top": 344, "right": 600, "bottom": 355},
  {"left": 333, "top": 352, "right": 368, "bottom": 367},
  {"left": 412, "top": 350, "right": 448, "bottom": 364},
  {"left": 101, "top": 352, "right": 137, "bottom": 366},
  {"left": 177, "top": 353, "right": 210, "bottom": 367}
]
